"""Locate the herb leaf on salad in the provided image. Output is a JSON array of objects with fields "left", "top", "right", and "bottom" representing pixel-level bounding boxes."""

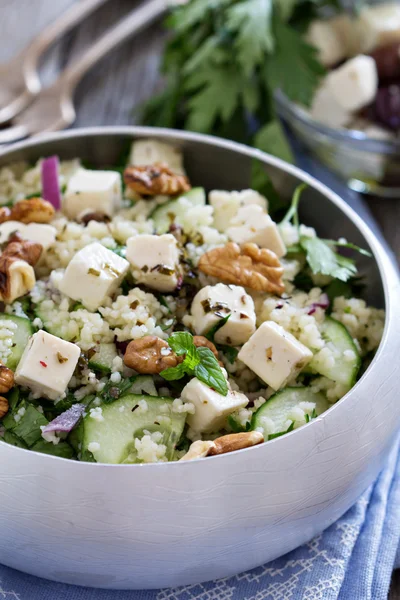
[{"left": 161, "top": 332, "right": 228, "bottom": 396}]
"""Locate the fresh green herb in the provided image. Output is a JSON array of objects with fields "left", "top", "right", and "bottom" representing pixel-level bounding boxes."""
[
  {"left": 71, "top": 302, "right": 85, "bottom": 311},
  {"left": 280, "top": 182, "right": 307, "bottom": 228},
  {"left": 324, "top": 240, "right": 372, "bottom": 258},
  {"left": 3, "top": 402, "right": 48, "bottom": 447},
  {"left": 293, "top": 271, "right": 314, "bottom": 292},
  {"left": 24, "top": 192, "right": 41, "bottom": 200},
  {"left": 159, "top": 295, "right": 172, "bottom": 313},
  {"left": 161, "top": 332, "right": 228, "bottom": 395},
  {"left": 228, "top": 414, "right": 251, "bottom": 433},
  {"left": 140, "top": 0, "right": 347, "bottom": 154},
  {"left": 160, "top": 317, "right": 177, "bottom": 332},
  {"left": 30, "top": 439, "right": 75, "bottom": 459},
  {"left": 304, "top": 408, "right": 318, "bottom": 423},
  {"left": 112, "top": 245, "right": 127, "bottom": 259},
  {"left": 1, "top": 430, "right": 27, "bottom": 449},
  {"left": 268, "top": 421, "right": 294, "bottom": 439},
  {"left": 205, "top": 314, "right": 231, "bottom": 343},
  {"left": 101, "top": 376, "right": 136, "bottom": 404},
  {"left": 219, "top": 345, "right": 239, "bottom": 364}
]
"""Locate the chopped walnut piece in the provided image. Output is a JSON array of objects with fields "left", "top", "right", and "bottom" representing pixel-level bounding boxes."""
[
  {"left": 0, "top": 197, "right": 55, "bottom": 224},
  {"left": 124, "top": 163, "right": 191, "bottom": 196},
  {"left": 0, "top": 234, "right": 42, "bottom": 303},
  {"left": 193, "top": 336, "right": 219, "bottom": 359},
  {"left": 0, "top": 364, "right": 14, "bottom": 394},
  {"left": 0, "top": 396, "right": 8, "bottom": 419},
  {"left": 198, "top": 242, "right": 285, "bottom": 295},
  {"left": 123, "top": 335, "right": 183, "bottom": 374},
  {"left": 208, "top": 431, "right": 264, "bottom": 455}
]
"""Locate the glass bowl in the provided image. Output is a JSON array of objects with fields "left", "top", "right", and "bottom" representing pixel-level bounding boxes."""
[{"left": 276, "top": 90, "right": 400, "bottom": 198}]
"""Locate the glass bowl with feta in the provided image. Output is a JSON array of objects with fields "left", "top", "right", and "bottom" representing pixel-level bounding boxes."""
[
  {"left": 0, "top": 128, "right": 398, "bottom": 590},
  {"left": 0, "top": 134, "right": 386, "bottom": 465},
  {"left": 276, "top": 1, "right": 400, "bottom": 197}
]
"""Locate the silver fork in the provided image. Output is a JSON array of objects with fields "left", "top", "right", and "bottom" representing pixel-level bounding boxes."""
[
  {"left": 0, "top": 0, "right": 170, "bottom": 145},
  {"left": 0, "top": 0, "right": 109, "bottom": 125}
]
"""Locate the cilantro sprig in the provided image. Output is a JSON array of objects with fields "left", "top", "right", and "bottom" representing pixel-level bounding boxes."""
[
  {"left": 141, "top": 0, "right": 347, "bottom": 156},
  {"left": 280, "top": 184, "right": 372, "bottom": 282},
  {"left": 161, "top": 332, "right": 228, "bottom": 396}
]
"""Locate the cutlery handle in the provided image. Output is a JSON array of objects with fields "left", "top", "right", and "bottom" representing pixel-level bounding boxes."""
[
  {"left": 61, "top": 0, "right": 169, "bottom": 90},
  {"left": 25, "top": 0, "right": 108, "bottom": 67}
]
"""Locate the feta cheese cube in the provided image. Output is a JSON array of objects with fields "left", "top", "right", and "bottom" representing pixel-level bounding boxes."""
[
  {"left": 306, "top": 18, "right": 347, "bottom": 67},
  {"left": 226, "top": 205, "right": 286, "bottom": 257},
  {"left": 182, "top": 377, "right": 248, "bottom": 433},
  {"left": 357, "top": 4, "right": 400, "bottom": 53},
  {"left": 310, "top": 81, "right": 353, "bottom": 129},
  {"left": 58, "top": 242, "right": 129, "bottom": 311},
  {"left": 126, "top": 234, "right": 181, "bottom": 292},
  {"left": 327, "top": 55, "right": 378, "bottom": 112},
  {"left": 0, "top": 222, "right": 56, "bottom": 250},
  {"left": 238, "top": 321, "right": 313, "bottom": 390},
  {"left": 191, "top": 284, "right": 256, "bottom": 346},
  {"left": 129, "top": 140, "right": 185, "bottom": 175},
  {"left": 15, "top": 331, "right": 80, "bottom": 400},
  {"left": 63, "top": 168, "right": 122, "bottom": 219},
  {"left": 209, "top": 189, "right": 268, "bottom": 232}
]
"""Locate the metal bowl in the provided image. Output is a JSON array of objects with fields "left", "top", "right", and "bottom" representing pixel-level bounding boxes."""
[
  {"left": 0, "top": 127, "right": 398, "bottom": 590},
  {"left": 276, "top": 90, "right": 400, "bottom": 198}
]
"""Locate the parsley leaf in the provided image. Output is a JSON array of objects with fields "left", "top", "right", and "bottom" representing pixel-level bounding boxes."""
[
  {"left": 268, "top": 421, "right": 294, "bottom": 440},
  {"left": 264, "top": 18, "right": 325, "bottom": 106},
  {"left": 226, "top": 0, "right": 274, "bottom": 76},
  {"left": 254, "top": 120, "right": 294, "bottom": 164},
  {"left": 301, "top": 237, "right": 358, "bottom": 282},
  {"left": 280, "top": 182, "right": 307, "bottom": 227},
  {"left": 194, "top": 347, "right": 228, "bottom": 396}
]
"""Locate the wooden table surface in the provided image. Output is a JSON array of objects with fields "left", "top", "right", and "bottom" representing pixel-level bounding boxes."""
[{"left": 1, "top": 0, "right": 399, "bottom": 596}]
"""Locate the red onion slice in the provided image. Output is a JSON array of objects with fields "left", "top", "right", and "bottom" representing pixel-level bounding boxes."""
[
  {"left": 307, "top": 293, "right": 330, "bottom": 315},
  {"left": 41, "top": 155, "right": 61, "bottom": 210},
  {"left": 42, "top": 403, "right": 85, "bottom": 437}
]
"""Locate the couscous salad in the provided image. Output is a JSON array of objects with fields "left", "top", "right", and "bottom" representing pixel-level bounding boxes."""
[{"left": 0, "top": 140, "right": 384, "bottom": 463}]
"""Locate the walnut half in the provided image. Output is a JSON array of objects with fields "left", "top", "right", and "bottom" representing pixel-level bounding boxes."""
[
  {"left": 0, "top": 234, "right": 42, "bottom": 303},
  {"left": 0, "top": 197, "right": 55, "bottom": 224},
  {"left": 124, "top": 163, "right": 191, "bottom": 196},
  {"left": 198, "top": 242, "right": 285, "bottom": 295},
  {"left": 123, "top": 335, "right": 183, "bottom": 374}
]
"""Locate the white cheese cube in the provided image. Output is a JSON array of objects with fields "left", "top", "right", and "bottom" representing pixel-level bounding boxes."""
[
  {"left": 58, "top": 242, "right": 129, "bottom": 311},
  {"left": 126, "top": 234, "right": 181, "bottom": 293},
  {"left": 129, "top": 139, "right": 185, "bottom": 175},
  {"left": 327, "top": 55, "right": 378, "bottom": 112},
  {"left": 310, "top": 82, "right": 353, "bottom": 129},
  {"left": 63, "top": 168, "right": 122, "bottom": 219},
  {"left": 357, "top": 4, "right": 400, "bottom": 53},
  {"left": 0, "top": 222, "right": 56, "bottom": 250},
  {"left": 226, "top": 205, "right": 286, "bottom": 257},
  {"left": 191, "top": 284, "right": 256, "bottom": 346},
  {"left": 306, "top": 18, "right": 347, "bottom": 67},
  {"left": 182, "top": 377, "right": 248, "bottom": 433},
  {"left": 15, "top": 331, "right": 80, "bottom": 400},
  {"left": 238, "top": 321, "right": 313, "bottom": 391},
  {"left": 209, "top": 189, "right": 268, "bottom": 232}
]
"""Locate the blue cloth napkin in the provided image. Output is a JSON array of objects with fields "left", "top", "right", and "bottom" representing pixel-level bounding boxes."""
[{"left": 1, "top": 154, "right": 399, "bottom": 599}]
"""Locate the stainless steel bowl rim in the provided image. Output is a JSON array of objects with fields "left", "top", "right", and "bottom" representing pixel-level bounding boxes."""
[
  {"left": 275, "top": 90, "right": 400, "bottom": 155},
  {"left": 1, "top": 125, "right": 398, "bottom": 468}
]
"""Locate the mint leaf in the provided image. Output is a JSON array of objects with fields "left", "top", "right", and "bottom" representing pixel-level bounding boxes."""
[
  {"left": 102, "top": 376, "right": 136, "bottom": 404},
  {"left": 300, "top": 237, "right": 358, "bottom": 282},
  {"left": 205, "top": 314, "right": 231, "bottom": 343},
  {"left": 226, "top": 0, "right": 273, "bottom": 76},
  {"left": 167, "top": 331, "right": 194, "bottom": 356},
  {"left": 160, "top": 362, "right": 188, "bottom": 381},
  {"left": 194, "top": 347, "right": 228, "bottom": 396}
]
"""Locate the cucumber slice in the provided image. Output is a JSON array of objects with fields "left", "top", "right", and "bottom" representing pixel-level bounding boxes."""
[
  {"left": 0, "top": 314, "right": 33, "bottom": 370},
  {"left": 251, "top": 387, "right": 329, "bottom": 438},
  {"left": 310, "top": 317, "right": 361, "bottom": 387},
  {"left": 131, "top": 375, "right": 158, "bottom": 397},
  {"left": 82, "top": 394, "right": 185, "bottom": 464},
  {"left": 151, "top": 187, "right": 206, "bottom": 234},
  {"left": 88, "top": 343, "right": 118, "bottom": 374}
]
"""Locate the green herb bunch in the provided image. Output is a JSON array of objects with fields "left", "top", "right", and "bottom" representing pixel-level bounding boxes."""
[{"left": 141, "top": 0, "right": 348, "bottom": 161}]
